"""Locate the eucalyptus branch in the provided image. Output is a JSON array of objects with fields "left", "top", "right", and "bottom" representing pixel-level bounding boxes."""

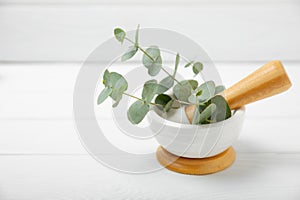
[
  {"left": 125, "top": 37, "right": 181, "bottom": 85},
  {"left": 174, "top": 99, "right": 190, "bottom": 105},
  {"left": 103, "top": 26, "right": 230, "bottom": 125},
  {"left": 123, "top": 92, "right": 181, "bottom": 109},
  {"left": 123, "top": 92, "right": 156, "bottom": 106},
  {"left": 124, "top": 37, "right": 136, "bottom": 46},
  {"left": 161, "top": 67, "right": 181, "bottom": 85}
]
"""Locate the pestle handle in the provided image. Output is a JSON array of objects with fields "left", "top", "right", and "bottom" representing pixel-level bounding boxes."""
[
  {"left": 223, "top": 60, "right": 292, "bottom": 109},
  {"left": 185, "top": 60, "right": 292, "bottom": 124}
]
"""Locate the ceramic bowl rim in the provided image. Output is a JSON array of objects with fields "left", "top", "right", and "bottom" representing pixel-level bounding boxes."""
[{"left": 148, "top": 106, "right": 246, "bottom": 129}]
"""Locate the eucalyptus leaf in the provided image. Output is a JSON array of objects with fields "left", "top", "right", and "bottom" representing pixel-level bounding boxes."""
[
  {"left": 196, "top": 81, "right": 215, "bottom": 102},
  {"left": 210, "top": 95, "right": 231, "bottom": 122},
  {"left": 196, "top": 90, "right": 203, "bottom": 96},
  {"left": 188, "top": 87, "right": 203, "bottom": 104},
  {"left": 156, "top": 76, "right": 174, "bottom": 93},
  {"left": 103, "top": 70, "right": 128, "bottom": 107},
  {"left": 111, "top": 78, "right": 128, "bottom": 107},
  {"left": 142, "top": 80, "right": 158, "bottom": 103},
  {"left": 215, "top": 85, "right": 226, "bottom": 94},
  {"left": 184, "top": 61, "right": 194, "bottom": 68},
  {"left": 121, "top": 46, "right": 138, "bottom": 62},
  {"left": 174, "top": 53, "right": 180, "bottom": 76},
  {"left": 103, "top": 70, "right": 126, "bottom": 89},
  {"left": 155, "top": 94, "right": 172, "bottom": 106},
  {"left": 97, "top": 87, "right": 112, "bottom": 105},
  {"left": 173, "top": 80, "right": 198, "bottom": 102},
  {"left": 188, "top": 94, "right": 197, "bottom": 104},
  {"left": 192, "top": 106, "right": 201, "bottom": 124},
  {"left": 199, "top": 103, "right": 217, "bottom": 124},
  {"left": 103, "top": 70, "right": 111, "bottom": 87},
  {"left": 142, "top": 46, "right": 162, "bottom": 76},
  {"left": 114, "top": 28, "right": 126, "bottom": 43},
  {"left": 135, "top": 24, "right": 140, "bottom": 46},
  {"left": 155, "top": 94, "right": 173, "bottom": 112},
  {"left": 109, "top": 72, "right": 126, "bottom": 88},
  {"left": 164, "top": 99, "right": 174, "bottom": 112},
  {"left": 188, "top": 80, "right": 199, "bottom": 90},
  {"left": 127, "top": 101, "right": 150, "bottom": 124},
  {"left": 156, "top": 53, "right": 179, "bottom": 93},
  {"left": 192, "top": 62, "right": 203, "bottom": 75}
]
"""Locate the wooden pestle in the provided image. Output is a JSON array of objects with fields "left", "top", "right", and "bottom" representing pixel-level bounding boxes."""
[{"left": 185, "top": 60, "right": 292, "bottom": 124}]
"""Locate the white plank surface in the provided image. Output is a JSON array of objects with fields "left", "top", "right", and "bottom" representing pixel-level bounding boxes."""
[
  {"left": 0, "top": 62, "right": 298, "bottom": 119},
  {"left": 0, "top": 62, "right": 299, "bottom": 199},
  {"left": 1, "top": 2, "right": 300, "bottom": 62},
  {"left": 0, "top": 117, "right": 299, "bottom": 154},
  {"left": 0, "top": 154, "right": 300, "bottom": 200},
  {"left": 0, "top": 62, "right": 298, "bottom": 154},
  {"left": 1, "top": 0, "right": 293, "bottom": 4},
  {"left": 1, "top": 0, "right": 300, "bottom": 198}
]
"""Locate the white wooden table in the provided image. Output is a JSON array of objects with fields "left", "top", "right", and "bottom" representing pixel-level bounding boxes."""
[
  {"left": 0, "top": 62, "right": 299, "bottom": 199},
  {"left": 1, "top": 0, "right": 300, "bottom": 199}
]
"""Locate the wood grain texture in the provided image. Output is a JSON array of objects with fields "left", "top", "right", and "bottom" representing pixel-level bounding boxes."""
[
  {"left": 0, "top": 2, "right": 299, "bottom": 62},
  {"left": 157, "top": 146, "right": 235, "bottom": 175},
  {"left": 185, "top": 60, "right": 292, "bottom": 122},
  {"left": 223, "top": 61, "right": 292, "bottom": 109}
]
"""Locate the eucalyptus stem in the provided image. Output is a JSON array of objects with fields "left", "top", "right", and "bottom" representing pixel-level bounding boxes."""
[
  {"left": 175, "top": 99, "right": 190, "bottom": 105},
  {"left": 123, "top": 92, "right": 181, "bottom": 109},
  {"left": 123, "top": 92, "right": 156, "bottom": 106},
  {"left": 138, "top": 47, "right": 155, "bottom": 61},
  {"left": 125, "top": 37, "right": 181, "bottom": 85},
  {"left": 161, "top": 67, "right": 181, "bottom": 85},
  {"left": 123, "top": 92, "right": 144, "bottom": 102},
  {"left": 125, "top": 37, "right": 135, "bottom": 45}
]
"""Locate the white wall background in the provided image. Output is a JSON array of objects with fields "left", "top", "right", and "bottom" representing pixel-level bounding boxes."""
[
  {"left": 0, "top": 0, "right": 300, "bottom": 62},
  {"left": 0, "top": 0, "right": 300, "bottom": 199}
]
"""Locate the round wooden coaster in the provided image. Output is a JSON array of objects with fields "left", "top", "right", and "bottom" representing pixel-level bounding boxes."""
[{"left": 156, "top": 146, "right": 236, "bottom": 175}]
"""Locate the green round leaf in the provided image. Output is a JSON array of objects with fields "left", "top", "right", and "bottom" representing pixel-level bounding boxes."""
[
  {"left": 173, "top": 80, "right": 198, "bottom": 102},
  {"left": 184, "top": 61, "right": 194, "bottom": 68},
  {"left": 142, "top": 80, "right": 158, "bottom": 103},
  {"left": 196, "top": 81, "right": 215, "bottom": 102},
  {"left": 114, "top": 28, "right": 126, "bottom": 43},
  {"left": 164, "top": 99, "right": 174, "bottom": 112},
  {"left": 199, "top": 103, "right": 217, "bottom": 124},
  {"left": 174, "top": 53, "right": 180, "bottom": 76},
  {"left": 156, "top": 76, "right": 174, "bottom": 93},
  {"left": 135, "top": 24, "right": 140, "bottom": 46},
  {"left": 192, "top": 62, "right": 203, "bottom": 75},
  {"left": 111, "top": 79, "right": 128, "bottom": 107},
  {"left": 196, "top": 90, "right": 203, "bottom": 96},
  {"left": 210, "top": 95, "right": 231, "bottom": 122},
  {"left": 188, "top": 95, "right": 196, "bottom": 104},
  {"left": 104, "top": 71, "right": 128, "bottom": 107},
  {"left": 127, "top": 101, "right": 150, "bottom": 124},
  {"left": 215, "top": 85, "right": 225, "bottom": 94},
  {"left": 142, "top": 46, "right": 162, "bottom": 76},
  {"left": 97, "top": 87, "right": 112, "bottom": 105},
  {"left": 188, "top": 80, "right": 199, "bottom": 90},
  {"left": 155, "top": 94, "right": 172, "bottom": 106},
  {"left": 192, "top": 106, "right": 201, "bottom": 124},
  {"left": 103, "top": 70, "right": 111, "bottom": 87},
  {"left": 121, "top": 46, "right": 138, "bottom": 62},
  {"left": 155, "top": 94, "right": 174, "bottom": 112}
]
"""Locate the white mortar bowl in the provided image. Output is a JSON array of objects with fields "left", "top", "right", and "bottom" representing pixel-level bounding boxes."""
[{"left": 148, "top": 106, "right": 245, "bottom": 158}]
